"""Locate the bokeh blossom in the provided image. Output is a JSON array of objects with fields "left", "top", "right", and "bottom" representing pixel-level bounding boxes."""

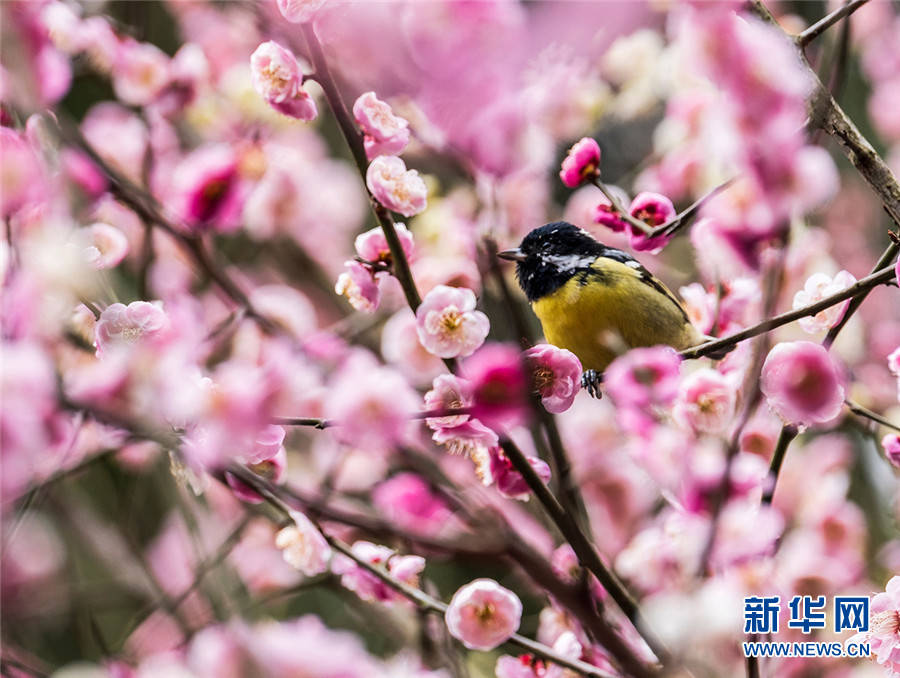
[
  {"left": 416, "top": 285, "right": 490, "bottom": 359},
  {"left": 792, "top": 270, "right": 857, "bottom": 334},
  {"left": 883, "top": 434, "right": 900, "bottom": 468},
  {"left": 673, "top": 368, "right": 736, "bottom": 435},
  {"left": 94, "top": 301, "right": 170, "bottom": 357},
  {"left": 761, "top": 341, "right": 846, "bottom": 426},
  {"left": 464, "top": 343, "right": 529, "bottom": 428},
  {"left": 83, "top": 222, "right": 129, "bottom": 270},
  {"left": 112, "top": 40, "right": 170, "bottom": 106},
  {"left": 173, "top": 144, "right": 244, "bottom": 231},
  {"left": 445, "top": 579, "right": 523, "bottom": 650},
  {"left": 605, "top": 346, "right": 681, "bottom": 435},
  {"left": 366, "top": 155, "right": 428, "bottom": 217},
  {"left": 276, "top": 0, "right": 327, "bottom": 23},
  {"left": 275, "top": 510, "right": 331, "bottom": 576}
]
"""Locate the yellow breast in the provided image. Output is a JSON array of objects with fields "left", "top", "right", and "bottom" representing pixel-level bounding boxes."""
[{"left": 530, "top": 258, "right": 701, "bottom": 371}]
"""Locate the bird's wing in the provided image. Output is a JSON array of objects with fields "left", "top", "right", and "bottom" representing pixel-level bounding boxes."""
[{"left": 597, "top": 247, "right": 690, "bottom": 324}]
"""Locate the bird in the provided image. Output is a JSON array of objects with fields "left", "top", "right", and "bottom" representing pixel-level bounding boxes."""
[{"left": 498, "top": 221, "right": 720, "bottom": 395}]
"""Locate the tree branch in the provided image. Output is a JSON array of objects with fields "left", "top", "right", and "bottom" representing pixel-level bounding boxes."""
[
  {"left": 796, "top": 0, "right": 870, "bottom": 48},
  {"left": 845, "top": 399, "right": 900, "bottom": 434},
  {"left": 226, "top": 465, "right": 619, "bottom": 678},
  {"left": 681, "top": 263, "right": 897, "bottom": 360},
  {"left": 498, "top": 437, "right": 670, "bottom": 668}
]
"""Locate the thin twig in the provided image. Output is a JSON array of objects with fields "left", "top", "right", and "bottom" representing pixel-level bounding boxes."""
[
  {"left": 796, "top": 0, "right": 870, "bottom": 48},
  {"left": 226, "top": 466, "right": 618, "bottom": 678},
  {"left": 752, "top": 1, "right": 900, "bottom": 228},
  {"left": 682, "top": 263, "right": 897, "bottom": 360},
  {"left": 845, "top": 399, "right": 900, "bottom": 434},
  {"left": 761, "top": 425, "right": 799, "bottom": 505},
  {"left": 590, "top": 178, "right": 735, "bottom": 240},
  {"left": 498, "top": 437, "right": 671, "bottom": 667},
  {"left": 300, "top": 25, "right": 422, "bottom": 312}
]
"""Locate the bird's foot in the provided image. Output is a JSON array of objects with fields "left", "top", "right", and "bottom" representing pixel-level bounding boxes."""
[{"left": 581, "top": 370, "right": 603, "bottom": 399}]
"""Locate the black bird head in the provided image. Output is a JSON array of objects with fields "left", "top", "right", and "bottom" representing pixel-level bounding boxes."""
[{"left": 498, "top": 222, "right": 606, "bottom": 301}]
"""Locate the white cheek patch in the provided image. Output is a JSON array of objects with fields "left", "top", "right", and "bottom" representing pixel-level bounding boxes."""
[{"left": 538, "top": 252, "right": 596, "bottom": 273}]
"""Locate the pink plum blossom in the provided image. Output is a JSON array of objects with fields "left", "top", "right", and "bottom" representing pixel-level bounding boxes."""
[
  {"left": 559, "top": 137, "right": 600, "bottom": 188},
  {"left": 372, "top": 473, "right": 454, "bottom": 535},
  {"left": 605, "top": 346, "right": 681, "bottom": 436},
  {"left": 173, "top": 144, "right": 244, "bottom": 232},
  {"left": 464, "top": 343, "right": 529, "bottom": 428},
  {"left": 883, "top": 434, "right": 900, "bottom": 468},
  {"left": 335, "top": 261, "right": 380, "bottom": 313},
  {"left": 0, "top": 128, "right": 45, "bottom": 217},
  {"left": 593, "top": 189, "right": 629, "bottom": 233},
  {"left": 332, "top": 541, "right": 425, "bottom": 604},
  {"left": 250, "top": 41, "right": 317, "bottom": 121},
  {"left": 274, "top": 510, "right": 331, "bottom": 576},
  {"left": 792, "top": 270, "right": 857, "bottom": 334},
  {"left": 354, "top": 222, "right": 415, "bottom": 264},
  {"left": 325, "top": 352, "right": 420, "bottom": 452},
  {"left": 424, "top": 374, "right": 499, "bottom": 465},
  {"left": 353, "top": 91, "right": 411, "bottom": 160},
  {"left": 381, "top": 309, "right": 444, "bottom": 385},
  {"left": 416, "top": 285, "right": 489, "bottom": 358},
  {"left": 445, "top": 578, "right": 522, "bottom": 650},
  {"left": 60, "top": 149, "right": 107, "bottom": 198},
  {"left": 432, "top": 419, "right": 500, "bottom": 470},
  {"left": 890, "top": 346, "right": 900, "bottom": 401},
  {"left": 673, "top": 368, "right": 736, "bottom": 435},
  {"left": 495, "top": 632, "right": 582, "bottom": 678},
  {"left": 80, "top": 16, "right": 119, "bottom": 73},
  {"left": 890, "top": 347, "right": 900, "bottom": 377},
  {"left": 83, "top": 223, "right": 129, "bottom": 270},
  {"left": 366, "top": 155, "right": 428, "bottom": 217},
  {"left": 81, "top": 102, "right": 148, "bottom": 184},
  {"left": 679, "top": 283, "right": 716, "bottom": 335},
  {"left": 524, "top": 344, "right": 582, "bottom": 414},
  {"left": 849, "top": 576, "right": 900, "bottom": 676},
  {"left": 424, "top": 374, "right": 475, "bottom": 427},
  {"left": 226, "top": 425, "right": 288, "bottom": 503},
  {"left": 112, "top": 40, "right": 170, "bottom": 106},
  {"left": 489, "top": 447, "right": 551, "bottom": 501},
  {"left": 94, "top": 301, "right": 170, "bottom": 357},
  {"left": 760, "top": 341, "right": 846, "bottom": 426},
  {"left": 627, "top": 191, "right": 675, "bottom": 253},
  {"left": 276, "top": 0, "right": 327, "bottom": 23}
]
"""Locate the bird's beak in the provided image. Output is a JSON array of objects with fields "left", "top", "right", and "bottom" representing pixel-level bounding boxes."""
[{"left": 497, "top": 248, "right": 527, "bottom": 262}]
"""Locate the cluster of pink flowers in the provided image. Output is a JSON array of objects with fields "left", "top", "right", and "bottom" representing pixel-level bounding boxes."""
[
  {"left": 331, "top": 541, "right": 425, "bottom": 604},
  {"left": 353, "top": 91, "right": 411, "bottom": 160},
  {"left": 3, "top": 2, "right": 900, "bottom": 678},
  {"left": 605, "top": 345, "right": 682, "bottom": 436}
]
